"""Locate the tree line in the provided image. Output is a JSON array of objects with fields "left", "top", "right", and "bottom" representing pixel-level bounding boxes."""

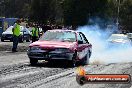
[{"left": 0, "top": 0, "right": 132, "bottom": 31}]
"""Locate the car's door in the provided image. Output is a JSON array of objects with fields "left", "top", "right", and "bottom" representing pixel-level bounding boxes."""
[
  {"left": 80, "top": 32, "right": 92, "bottom": 56},
  {"left": 77, "top": 32, "right": 88, "bottom": 60},
  {"left": 81, "top": 33, "right": 90, "bottom": 58}
]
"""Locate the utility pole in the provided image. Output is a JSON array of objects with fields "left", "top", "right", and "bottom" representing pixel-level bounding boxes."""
[{"left": 116, "top": 0, "right": 121, "bottom": 31}]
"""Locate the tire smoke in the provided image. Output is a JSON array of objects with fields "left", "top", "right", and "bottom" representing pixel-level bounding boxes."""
[{"left": 77, "top": 25, "right": 132, "bottom": 64}]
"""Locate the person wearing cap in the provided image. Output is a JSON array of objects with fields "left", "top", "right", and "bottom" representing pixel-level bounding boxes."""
[
  {"left": 31, "top": 24, "right": 39, "bottom": 43},
  {"left": 12, "top": 20, "right": 21, "bottom": 52}
]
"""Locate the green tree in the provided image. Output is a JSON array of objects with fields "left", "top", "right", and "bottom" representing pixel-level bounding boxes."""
[
  {"left": 3, "top": 0, "right": 31, "bottom": 18},
  {"left": 30, "top": 0, "right": 62, "bottom": 24},
  {"left": 62, "top": 0, "right": 108, "bottom": 28},
  {"left": 120, "top": 0, "right": 132, "bottom": 32}
]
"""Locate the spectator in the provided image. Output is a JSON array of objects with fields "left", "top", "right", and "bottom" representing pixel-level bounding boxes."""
[
  {"left": 12, "top": 19, "right": 21, "bottom": 52},
  {"left": 31, "top": 24, "right": 39, "bottom": 43}
]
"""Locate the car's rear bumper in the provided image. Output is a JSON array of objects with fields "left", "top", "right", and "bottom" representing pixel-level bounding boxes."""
[{"left": 27, "top": 50, "right": 74, "bottom": 61}]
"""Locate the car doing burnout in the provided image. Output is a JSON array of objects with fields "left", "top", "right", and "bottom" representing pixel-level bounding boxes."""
[{"left": 27, "top": 30, "right": 92, "bottom": 66}]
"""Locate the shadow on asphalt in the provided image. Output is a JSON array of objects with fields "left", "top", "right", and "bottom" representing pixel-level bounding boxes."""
[{"left": 28, "top": 61, "right": 77, "bottom": 69}]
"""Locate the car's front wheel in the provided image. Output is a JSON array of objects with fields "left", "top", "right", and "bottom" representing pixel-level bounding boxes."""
[
  {"left": 10, "top": 39, "right": 13, "bottom": 42},
  {"left": 26, "top": 39, "right": 30, "bottom": 42},
  {"left": 1, "top": 39, "right": 4, "bottom": 42},
  {"left": 26, "top": 35, "right": 31, "bottom": 42},
  {"left": 69, "top": 52, "right": 77, "bottom": 67},
  {"left": 30, "top": 58, "right": 38, "bottom": 65},
  {"left": 19, "top": 38, "right": 24, "bottom": 43}
]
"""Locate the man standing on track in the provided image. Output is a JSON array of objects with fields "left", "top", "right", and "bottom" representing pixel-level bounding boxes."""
[{"left": 12, "top": 19, "right": 21, "bottom": 52}]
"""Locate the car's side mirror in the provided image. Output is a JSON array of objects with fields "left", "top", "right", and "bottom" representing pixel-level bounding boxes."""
[{"left": 78, "top": 40, "right": 83, "bottom": 44}]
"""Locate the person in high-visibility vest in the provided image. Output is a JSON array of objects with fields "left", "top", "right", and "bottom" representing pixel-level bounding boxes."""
[
  {"left": 31, "top": 24, "right": 39, "bottom": 43},
  {"left": 12, "top": 19, "right": 21, "bottom": 52}
]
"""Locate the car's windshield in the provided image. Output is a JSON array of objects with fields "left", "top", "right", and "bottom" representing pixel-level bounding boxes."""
[
  {"left": 6, "top": 26, "right": 25, "bottom": 32},
  {"left": 6, "top": 26, "right": 13, "bottom": 31},
  {"left": 40, "top": 31, "right": 76, "bottom": 42}
]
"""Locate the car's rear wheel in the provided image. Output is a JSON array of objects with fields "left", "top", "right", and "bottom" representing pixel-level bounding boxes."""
[
  {"left": 82, "top": 51, "right": 90, "bottom": 65},
  {"left": 89, "top": 50, "right": 92, "bottom": 58},
  {"left": 30, "top": 58, "right": 38, "bottom": 65}
]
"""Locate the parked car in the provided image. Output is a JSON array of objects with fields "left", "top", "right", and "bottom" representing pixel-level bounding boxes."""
[
  {"left": 1, "top": 26, "right": 31, "bottom": 42},
  {"left": 107, "top": 34, "right": 131, "bottom": 48},
  {"left": 127, "top": 33, "right": 132, "bottom": 40},
  {"left": 27, "top": 30, "right": 92, "bottom": 66}
]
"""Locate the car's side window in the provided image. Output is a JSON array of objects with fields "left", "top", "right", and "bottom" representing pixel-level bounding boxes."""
[
  {"left": 79, "top": 34, "right": 87, "bottom": 44},
  {"left": 77, "top": 33, "right": 82, "bottom": 41},
  {"left": 80, "top": 33, "right": 89, "bottom": 44}
]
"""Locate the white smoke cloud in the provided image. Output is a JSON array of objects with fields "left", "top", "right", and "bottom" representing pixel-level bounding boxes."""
[{"left": 77, "top": 24, "right": 132, "bottom": 64}]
